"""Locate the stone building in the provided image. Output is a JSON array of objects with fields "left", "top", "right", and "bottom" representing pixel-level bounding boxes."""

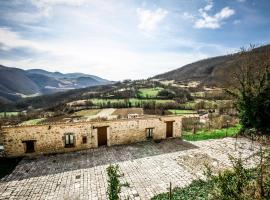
[{"left": 1, "top": 116, "right": 182, "bottom": 157}]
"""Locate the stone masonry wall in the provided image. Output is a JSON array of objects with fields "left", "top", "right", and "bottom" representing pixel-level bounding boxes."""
[{"left": 1, "top": 116, "right": 182, "bottom": 157}]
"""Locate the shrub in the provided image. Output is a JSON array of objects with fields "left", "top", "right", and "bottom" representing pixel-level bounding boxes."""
[
  {"left": 107, "top": 164, "right": 122, "bottom": 200},
  {"left": 228, "top": 46, "right": 270, "bottom": 134}
]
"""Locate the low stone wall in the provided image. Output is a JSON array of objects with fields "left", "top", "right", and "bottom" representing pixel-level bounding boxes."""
[{"left": 1, "top": 116, "right": 182, "bottom": 157}]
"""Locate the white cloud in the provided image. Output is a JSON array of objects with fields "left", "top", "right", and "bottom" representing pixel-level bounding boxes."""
[
  {"left": 203, "top": 0, "right": 213, "bottom": 11},
  {"left": 0, "top": 27, "right": 210, "bottom": 80},
  {"left": 194, "top": 6, "right": 235, "bottom": 29},
  {"left": 182, "top": 12, "right": 195, "bottom": 20},
  {"left": 0, "top": 1, "right": 237, "bottom": 80},
  {"left": 30, "top": 0, "right": 89, "bottom": 16},
  {"left": 0, "top": 27, "right": 42, "bottom": 51},
  {"left": 136, "top": 8, "right": 168, "bottom": 32}
]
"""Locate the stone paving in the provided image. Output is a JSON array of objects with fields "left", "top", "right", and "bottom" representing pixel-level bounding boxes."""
[{"left": 0, "top": 137, "right": 261, "bottom": 200}]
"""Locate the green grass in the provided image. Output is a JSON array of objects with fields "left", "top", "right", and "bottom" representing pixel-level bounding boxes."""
[
  {"left": 182, "top": 124, "right": 241, "bottom": 141},
  {"left": 152, "top": 179, "right": 214, "bottom": 200},
  {"left": 90, "top": 98, "right": 174, "bottom": 106},
  {"left": 20, "top": 118, "right": 46, "bottom": 125},
  {"left": 0, "top": 112, "right": 20, "bottom": 118},
  {"left": 137, "top": 87, "right": 163, "bottom": 98},
  {"left": 191, "top": 91, "right": 205, "bottom": 98},
  {"left": 168, "top": 109, "right": 197, "bottom": 115}
]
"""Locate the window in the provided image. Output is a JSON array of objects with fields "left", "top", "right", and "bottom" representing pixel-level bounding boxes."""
[
  {"left": 82, "top": 136, "right": 87, "bottom": 144},
  {"left": 146, "top": 128, "right": 154, "bottom": 139},
  {"left": 65, "top": 134, "right": 75, "bottom": 148}
]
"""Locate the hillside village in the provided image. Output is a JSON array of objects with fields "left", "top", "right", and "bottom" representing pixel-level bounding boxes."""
[{"left": 1, "top": 0, "right": 270, "bottom": 199}]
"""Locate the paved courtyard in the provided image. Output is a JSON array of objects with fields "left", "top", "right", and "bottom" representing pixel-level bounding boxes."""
[{"left": 0, "top": 137, "right": 261, "bottom": 200}]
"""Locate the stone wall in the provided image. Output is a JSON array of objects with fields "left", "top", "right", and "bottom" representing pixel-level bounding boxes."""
[{"left": 1, "top": 116, "right": 182, "bottom": 157}]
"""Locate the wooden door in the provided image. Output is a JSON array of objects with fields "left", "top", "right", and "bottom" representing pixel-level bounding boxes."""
[
  {"left": 98, "top": 127, "right": 107, "bottom": 146},
  {"left": 166, "top": 121, "right": 173, "bottom": 138}
]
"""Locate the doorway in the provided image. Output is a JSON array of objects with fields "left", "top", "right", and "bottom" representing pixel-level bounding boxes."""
[
  {"left": 97, "top": 127, "right": 108, "bottom": 146},
  {"left": 166, "top": 121, "right": 174, "bottom": 138},
  {"left": 24, "top": 140, "right": 35, "bottom": 153}
]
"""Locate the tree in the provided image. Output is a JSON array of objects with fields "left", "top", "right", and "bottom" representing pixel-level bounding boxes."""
[{"left": 227, "top": 45, "right": 270, "bottom": 134}]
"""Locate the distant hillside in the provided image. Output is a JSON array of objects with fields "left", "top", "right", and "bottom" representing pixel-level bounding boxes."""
[
  {"left": 154, "top": 45, "right": 270, "bottom": 87},
  {"left": 0, "top": 65, "right": 111, "bottom": 103}
]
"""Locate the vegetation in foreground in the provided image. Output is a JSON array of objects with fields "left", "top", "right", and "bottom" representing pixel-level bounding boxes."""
[
  {"left": 227, "top": 46, "right": 270, "bottom": 135},
  {"left": 152, "top": 148, "right": 270, "bottom": 200},
  {"left": 182, "top": 124, "right": 241, "bottom": 141},
  {"left": 106, "top": 164, "right": 130, "bottom": 200}
]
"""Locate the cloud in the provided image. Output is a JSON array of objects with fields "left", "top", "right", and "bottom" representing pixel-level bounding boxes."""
[
  {"left": 0, "top": 27, "right": 41, "bottom": 51},
  {"left": 0, "top": 1, "right": 238, "bottom": 80},
  {"left": 136, "top": 8, "right": 168, "bottom": 32},
  {"left": 30, "top": 0, "right": 89, "bottom": 16},
  {"left": 194, "top": 6, "right": 235, "bottom": 29},
  {"left": 203, "top": 0, "right": 213, "bottom": 11}
]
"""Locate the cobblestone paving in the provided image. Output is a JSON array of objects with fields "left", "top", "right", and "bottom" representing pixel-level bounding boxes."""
[{"left": 0, "top": 138, "right": 261, "bottom": 200}]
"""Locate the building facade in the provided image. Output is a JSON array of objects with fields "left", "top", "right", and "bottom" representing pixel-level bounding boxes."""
[{"left": 1, "top": 116, "right": 182, "bottom": 157}]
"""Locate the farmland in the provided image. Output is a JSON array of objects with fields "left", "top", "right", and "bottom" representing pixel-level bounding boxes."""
[
  {"left": 137, "top": 87, "right": 163, "bottom": 98},
  {"left": 20, "top": 118, "right": 46, "bottom": 125},
  {"left": 0, "top": 112, "right": 20, "bottom": 118},
  {"left": 90, "top": 98, "right": 175, "bottom": 106},
  {"left": 168, "top": 109, "right": 197, "bottom": 115}
]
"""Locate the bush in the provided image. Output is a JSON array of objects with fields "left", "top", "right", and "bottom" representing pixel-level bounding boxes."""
[
  {"left": 152, "top": 148, "right": 270, "bottom": 200},
  {"left": 107, "top": 164, "right": 121, "bottom": 200},
  {"left": 228, "top": 46, "right": 270, "bottom": 134}
]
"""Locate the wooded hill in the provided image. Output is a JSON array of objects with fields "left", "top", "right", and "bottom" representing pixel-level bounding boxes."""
[{"left": 154, "top": 44, "right": 270, "bottom": 87}]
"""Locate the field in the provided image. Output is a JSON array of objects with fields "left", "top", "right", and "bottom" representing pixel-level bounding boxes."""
[
  {"left": 90, "top": 98, "right": 174, "bottom": 106},
  {"left": 168, "top": 109, "right": 197, "bottom": 115},
  {"left": 20, "top": 118, "right": 46, "bottom": 125},
  {"left": 182, "top": 124, "right": 241, "bottom": 141},
  {"left": 0, "top": 112, "right": 20, "bottom": 118},
  {"left": 137, "top": 87, "right": 163, "bottom": 98},
  {"left": 72, "top": 109, "right": 101, "bottom": 117}
]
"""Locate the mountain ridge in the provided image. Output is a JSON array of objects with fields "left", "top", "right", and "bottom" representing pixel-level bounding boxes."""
[
  {"left": 0, "top": 65, "right": 111, "bottom": 103},
  {"left": 153, "top": 44, "right": 270, "bottom": 86}
]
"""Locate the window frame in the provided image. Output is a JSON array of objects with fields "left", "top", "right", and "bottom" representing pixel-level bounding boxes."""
[
  {"left": 146, "top": 128, "right": 154, "bottom": 139},
  {"left": 22, "top": 140, "right": 36, "bottom": 153},
  {"left": 82, "top": 136, "right": 87, "bottom": 144},
  {"left": 64, "top": 133, "right": 75, "bottom": 148}
]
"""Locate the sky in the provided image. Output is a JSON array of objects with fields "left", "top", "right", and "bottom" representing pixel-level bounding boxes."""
[{"left": 0, "top": 0, "right": 270, "bottom": 81}]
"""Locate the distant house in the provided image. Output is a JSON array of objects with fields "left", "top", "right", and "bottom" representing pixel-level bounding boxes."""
[
  {"left": 1, "top": 115, "right": 183, "bottom": 157},
  {"left": 113, "top": 108, "right": 144, "bottom": 119}
]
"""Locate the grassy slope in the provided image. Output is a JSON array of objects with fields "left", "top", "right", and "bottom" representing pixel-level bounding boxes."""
[
  {"left": 168, "top": 109, "right": 197, "bottom": 115},
  {"left": 91, "top": 98, "right": 174, "bottom": 106},
  {"left": 20, "top": 118, "right": 46, "bottom": 125},
  {"left": 138, "top": 87, "right": 163, "bottom": 98},
  {"left": 182, "top": 124, "right": 241, "bottom": 141},
  {"left": 0, "top": 112, "right": 20, "bottom": 118}
]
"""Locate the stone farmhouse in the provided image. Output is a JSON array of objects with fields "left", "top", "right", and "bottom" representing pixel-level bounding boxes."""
[{"left": 1, "top": 116, "right": 182, "bottom": 157}]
